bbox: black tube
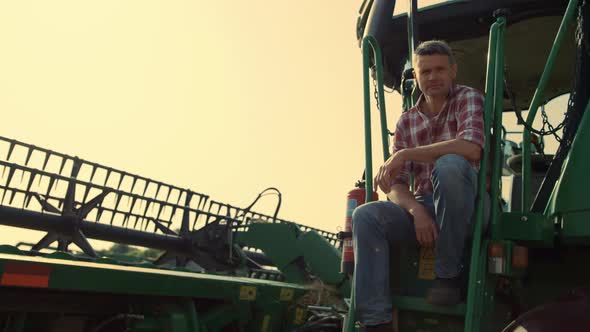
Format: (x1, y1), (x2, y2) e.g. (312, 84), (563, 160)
(408, 0), (419, 53)
(0, 206), (190, 252)
(365, 0), (396, 43)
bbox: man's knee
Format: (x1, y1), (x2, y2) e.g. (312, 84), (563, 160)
(352, 201), (408, 236)
(431, 154), (471, 184)
(352, 203), (378, 236)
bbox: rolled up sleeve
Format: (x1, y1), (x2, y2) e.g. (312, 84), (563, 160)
(390, 117), (411, 189)
(456, 90), (485, 148)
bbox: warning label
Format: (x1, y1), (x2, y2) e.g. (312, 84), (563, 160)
(418, 248), (436, 280)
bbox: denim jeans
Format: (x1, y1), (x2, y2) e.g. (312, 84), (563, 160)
(352, 154), (481, 326)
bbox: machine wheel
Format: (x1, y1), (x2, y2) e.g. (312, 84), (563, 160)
(502, 287), (590, 332)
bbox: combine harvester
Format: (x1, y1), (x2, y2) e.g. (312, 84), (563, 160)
(348, 0), (590, 331)
(1, 0), (589, 331)
(0, 135), (349, 331)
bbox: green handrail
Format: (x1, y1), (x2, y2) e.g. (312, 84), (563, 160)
(464, 17), (503, 331)
(522, 0), (579, 211)
(362, 35), (391, 200)
(344, 34), (390, 332)
(490, 18), (506, 241)
(405, 0), (419, 192)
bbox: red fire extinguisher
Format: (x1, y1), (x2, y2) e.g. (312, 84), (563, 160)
(340, 180), (378, 275)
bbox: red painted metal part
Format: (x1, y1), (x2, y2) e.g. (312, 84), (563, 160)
(341, 186), (378, 275)
(1, 262), (51, 288)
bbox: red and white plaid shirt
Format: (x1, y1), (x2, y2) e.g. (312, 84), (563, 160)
(391, 84), (485, 195)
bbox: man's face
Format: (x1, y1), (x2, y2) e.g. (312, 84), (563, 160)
(414, 54), (457, 98)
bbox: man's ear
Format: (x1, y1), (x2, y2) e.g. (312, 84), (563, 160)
(451, 63), (458, 79)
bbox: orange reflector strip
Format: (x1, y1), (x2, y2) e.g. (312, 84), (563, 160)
(1, 263), (51, 288)
(512, 246), (529, 269)
(488, 243), (505, 257)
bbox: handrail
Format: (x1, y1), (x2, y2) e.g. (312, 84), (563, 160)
(522, 0), (579, 211)
(362, 35), (391, 201)
(464, 17), (504, 332)
(344, 34), (390, 332)
(490, 18), (506, 241)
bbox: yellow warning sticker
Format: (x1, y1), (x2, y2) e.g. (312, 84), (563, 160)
(239, 285), (257, 301)
(418, 248), (436, 280)
(261, 315), (271, 332)
(294, 307), (306, 325)
(280, 288), (294, 301)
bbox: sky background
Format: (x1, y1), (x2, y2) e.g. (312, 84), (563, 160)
(0, 0), (565, 249)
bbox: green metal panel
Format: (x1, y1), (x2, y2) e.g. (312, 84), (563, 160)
(297, 230), (350, 295)
(129, 299), (200, 332)
(0, 253), (306, 303)
(199, 304), (251, 332)
(183, 299), (201, 332)
(559, 211), (590, 244)
(500, 212), (554, 245)
(297, 231), (344, 284)
(0, 252), (309, 331)
(245, 300), (285, 332)
(547, 101), (590, 242)
(237, 223), (351, 296)
(235, 222), (307, 283)
(389, 246), (438, 298)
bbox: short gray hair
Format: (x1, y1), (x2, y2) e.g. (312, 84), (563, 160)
(414, 40), (455, 64)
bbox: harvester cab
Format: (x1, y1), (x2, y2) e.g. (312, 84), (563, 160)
(348, 0), (590, 331)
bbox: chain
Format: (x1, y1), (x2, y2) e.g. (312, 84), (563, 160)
(505, 77), (566, 143)
(371, 67), (395, 136)
(371, 67), (381, 112)
(540, 103), (564, 143)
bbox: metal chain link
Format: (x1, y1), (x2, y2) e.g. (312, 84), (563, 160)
(505, 77), (566, 146)
(371, 67), (395, 136)
(540, 103), (564, 143)
(371, 67), (381, 112)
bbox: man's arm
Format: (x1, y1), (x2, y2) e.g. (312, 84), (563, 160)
(387, 184), (438, 247)
(375, 138), (480, 194)
(398, 138), (481, 163)
(387, 184), (421, 212)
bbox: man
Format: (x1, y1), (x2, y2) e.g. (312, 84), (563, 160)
(352, 40), (485, 331)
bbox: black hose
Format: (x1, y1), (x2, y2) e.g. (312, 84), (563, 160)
(238, 187), (282, 223)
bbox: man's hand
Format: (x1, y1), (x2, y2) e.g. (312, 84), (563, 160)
(409, 205), (438, 248)
(374, 150), (407, 194)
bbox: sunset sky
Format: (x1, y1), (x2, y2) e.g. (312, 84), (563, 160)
(0, 0), (565, 249)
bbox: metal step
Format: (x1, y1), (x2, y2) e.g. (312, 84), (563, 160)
(392, 296), (466, 317)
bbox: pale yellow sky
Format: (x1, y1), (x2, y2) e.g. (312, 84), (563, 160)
(0, 0), (564, 248)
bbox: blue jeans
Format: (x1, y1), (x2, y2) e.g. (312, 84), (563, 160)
(352, 154), (481, 326)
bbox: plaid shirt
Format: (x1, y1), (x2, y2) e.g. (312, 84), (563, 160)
(391, 84), (485, 195)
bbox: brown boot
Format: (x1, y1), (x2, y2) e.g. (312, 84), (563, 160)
(426, 277), (462, 306)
